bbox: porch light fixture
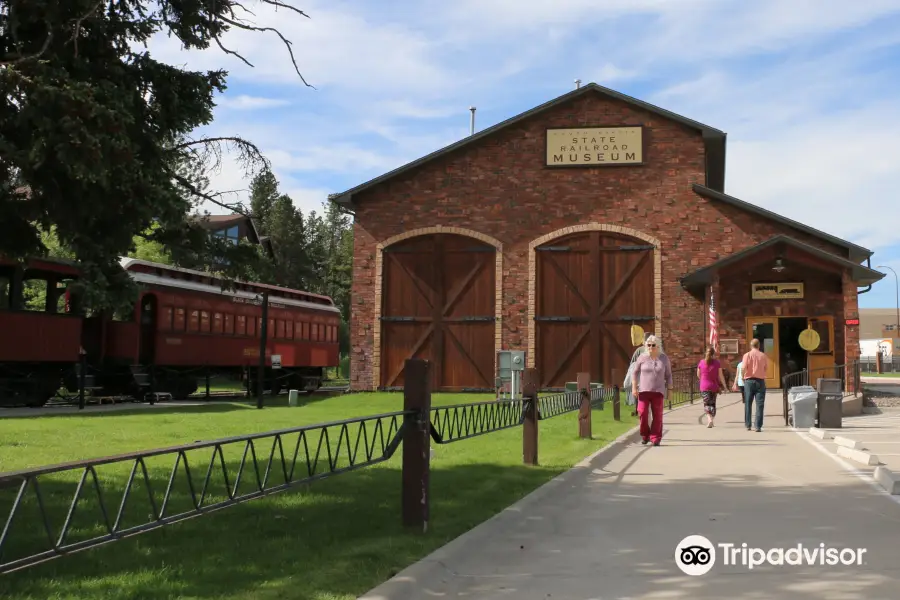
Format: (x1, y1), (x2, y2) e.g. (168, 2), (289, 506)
(772, 258), (786, 273)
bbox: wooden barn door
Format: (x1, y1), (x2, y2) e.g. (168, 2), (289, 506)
(535, 232), (654, 389)
(380, 234), (496, 391)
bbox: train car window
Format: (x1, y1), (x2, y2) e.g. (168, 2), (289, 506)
(247, 315), (256, 337)
(174, 307), (186, 331)
(188, 310), (200, 332)
(276, 319), (285, 339)
(224, 313), (234, 335)
(286, 320), (293, 340)
(213, 312), (223, 334)
(268, 318), (275, 337)
(161, 306), (173, 331)
(236, 314), (247, 335)
(200, 310), (211, 333)
(313, 324), (320, 342)
(330, 325), (337, 342)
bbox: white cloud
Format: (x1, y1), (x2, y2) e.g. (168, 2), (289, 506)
(147, 0), (455, 95)
(216, 95), (291, 110)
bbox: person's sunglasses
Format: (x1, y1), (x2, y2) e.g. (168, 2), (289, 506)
(646, 343), (656, 347)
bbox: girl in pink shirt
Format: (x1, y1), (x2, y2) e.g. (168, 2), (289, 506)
(697, 346), (727, 428)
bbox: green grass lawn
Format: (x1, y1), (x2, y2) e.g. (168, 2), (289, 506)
(861, 371), (900, 379)
(0, 392), (636, 600)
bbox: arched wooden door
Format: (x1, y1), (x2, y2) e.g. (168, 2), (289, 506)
(535, 231), (655, 389)
(380, 234), (497, 391)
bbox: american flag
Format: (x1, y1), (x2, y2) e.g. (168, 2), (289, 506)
(708, 289), (718, 349)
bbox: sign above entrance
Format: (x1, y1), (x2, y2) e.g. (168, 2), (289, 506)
(546, 126), (644, 167)
(751, 282), (804, 300)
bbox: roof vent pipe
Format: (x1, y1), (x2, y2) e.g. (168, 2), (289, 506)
(575, 79), (581, 89)
(469, 106), (476, 136)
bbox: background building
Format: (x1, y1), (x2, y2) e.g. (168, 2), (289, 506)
(332, 84), (884, 391)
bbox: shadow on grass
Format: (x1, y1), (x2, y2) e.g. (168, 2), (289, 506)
(0, 392), (341, 421)
(0, 456), (569, 600)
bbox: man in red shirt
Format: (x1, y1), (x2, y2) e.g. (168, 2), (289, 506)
(741, 339), (769, 432)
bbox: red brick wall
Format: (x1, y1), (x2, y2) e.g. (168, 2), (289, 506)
(349, 91), (854, 390)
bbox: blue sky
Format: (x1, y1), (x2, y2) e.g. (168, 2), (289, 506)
(149, 0), (900, 309)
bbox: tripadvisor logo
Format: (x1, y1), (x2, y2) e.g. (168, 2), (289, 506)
(675, 535), (868, 576)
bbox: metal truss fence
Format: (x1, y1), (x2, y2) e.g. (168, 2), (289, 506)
(0, 380), (617, 574)
(0, 411), (408, 574)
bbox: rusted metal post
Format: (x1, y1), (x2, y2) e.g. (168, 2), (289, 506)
(523, 368), (539, 466)
(577, 371), (591, 439)
(876, 351), (883, 375)
(205, 367), (210, 399)
(402, 358), (432, 531)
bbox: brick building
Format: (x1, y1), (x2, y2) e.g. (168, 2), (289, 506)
(330, 83), (884, 392)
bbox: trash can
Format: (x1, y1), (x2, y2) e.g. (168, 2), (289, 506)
(817, 378), (843, 429)
(788, 385), (818, 430)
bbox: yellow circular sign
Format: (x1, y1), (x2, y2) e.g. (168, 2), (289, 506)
(631, 325), (645, 346)
(798, 328), (821, 352)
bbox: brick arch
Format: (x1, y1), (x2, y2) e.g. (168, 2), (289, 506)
(372, 226), (504, 390)
(526, 223), (662, 368)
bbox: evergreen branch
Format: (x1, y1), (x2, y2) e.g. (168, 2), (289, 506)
(0, 1), (104, 65)
(0, 22), (53, 66)
(260, 0), (310, 19)
(170, 171), (250, 216)
(69, 0), (106, 58)
(218, 14), (315, 88)
(214, 36), (254, 68)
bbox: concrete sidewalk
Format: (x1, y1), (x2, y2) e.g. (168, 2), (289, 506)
(361, 392), (900, 600)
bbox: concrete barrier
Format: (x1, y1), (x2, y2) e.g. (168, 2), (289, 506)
(842, 395), (863, 417)
(874, 466), (900, 495)
(833, 436), (864, 450)
(808, 427), (831, 440)
(836, 446), (880, 466)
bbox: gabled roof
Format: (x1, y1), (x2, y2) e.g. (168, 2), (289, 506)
(329, 82), (728, 206)
(680, 235), (884, 292)
(692, 184), (872, 262)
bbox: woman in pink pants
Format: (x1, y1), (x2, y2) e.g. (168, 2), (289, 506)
(631, 335), (673, 446)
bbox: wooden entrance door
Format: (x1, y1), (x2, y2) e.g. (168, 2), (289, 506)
(746, 317), (779, 388)
(379, 234), (496, 391)
(535, 232), (655, 389)
(806, 316), (836, 388)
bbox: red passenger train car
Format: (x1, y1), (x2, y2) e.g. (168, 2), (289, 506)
(0, 257), (84, 406)
(0, 256), (341, 406)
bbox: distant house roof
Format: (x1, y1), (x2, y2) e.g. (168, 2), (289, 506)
(680, 234), (884, 293)
(193, 213), (276, 262)
(329, 82), (728, 206)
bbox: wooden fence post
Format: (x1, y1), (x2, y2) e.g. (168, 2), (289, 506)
(577, 371), (591, 439)
(523, 367), (539, 466)
(402, 358), (432, 532)
(611, 368), (620, 421)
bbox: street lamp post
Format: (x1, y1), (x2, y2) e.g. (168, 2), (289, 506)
(876, 265), (900, 343)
